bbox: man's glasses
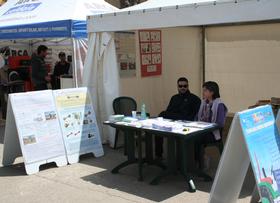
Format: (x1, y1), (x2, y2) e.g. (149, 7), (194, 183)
(178, 85), (188, 88)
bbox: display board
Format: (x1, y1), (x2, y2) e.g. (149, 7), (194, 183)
(2, 90), (67, 175)
(139, 30), (162, 77)
(53, 87), (104, 164)
(2, 88), (104, 174)
(209, 105), (280, 203)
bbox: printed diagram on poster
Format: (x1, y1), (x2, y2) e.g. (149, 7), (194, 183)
(115, 32), (136, 77)
(54, 87), (104, 163)
(139, 30), (162, 77)
(239, 107), (280, 202)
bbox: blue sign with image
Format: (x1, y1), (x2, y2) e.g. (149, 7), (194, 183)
(239, 105), (280, 202)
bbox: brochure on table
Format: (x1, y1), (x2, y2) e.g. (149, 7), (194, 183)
(209, 105), (280, 203)
(2, 88), (104, 174)
(53, 87), (104, 164)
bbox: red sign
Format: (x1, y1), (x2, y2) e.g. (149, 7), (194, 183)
(139, 30), (162, 77)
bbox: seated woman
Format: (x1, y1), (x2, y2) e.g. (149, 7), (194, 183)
(195, 81), (228, 169)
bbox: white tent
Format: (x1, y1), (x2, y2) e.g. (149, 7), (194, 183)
(87, 0), (280, 32)
(0, 0), (117, 86)
(84, 0), (280, 146)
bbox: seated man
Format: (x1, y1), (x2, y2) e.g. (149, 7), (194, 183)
(155, 77), (201, 158)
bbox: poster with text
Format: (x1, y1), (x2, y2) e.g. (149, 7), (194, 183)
(53, 88), (104, 157)
(240, 105), (280, 203)
(10, 90), (66, 164)
(115, 32), (136, 78)
(139, 30), (162, 77)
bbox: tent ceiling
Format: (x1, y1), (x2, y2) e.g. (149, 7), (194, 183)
(87, 0), (280, 32)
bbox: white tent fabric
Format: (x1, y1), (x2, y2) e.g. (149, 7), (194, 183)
(88, 0), (280, 32)
(0, 0), (116, 30)
(85, 0), (280, 146)
(83, 32), (119, 146)
(0, 0), (118, 86)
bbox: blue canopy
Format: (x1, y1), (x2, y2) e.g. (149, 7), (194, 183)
(0, 0), (117, 39)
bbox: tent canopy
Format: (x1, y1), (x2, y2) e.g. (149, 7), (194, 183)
(87, 0), (280, 32)
(0, 0), (117, 39)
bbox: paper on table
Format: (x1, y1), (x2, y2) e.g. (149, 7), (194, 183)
(182, 121), (215, 129)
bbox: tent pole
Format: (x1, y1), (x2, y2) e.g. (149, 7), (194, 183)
(71, 38), (78, 87)
(202, 26), (206, 83)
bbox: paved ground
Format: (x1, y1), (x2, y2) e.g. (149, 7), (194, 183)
(0, 123), (254, 203)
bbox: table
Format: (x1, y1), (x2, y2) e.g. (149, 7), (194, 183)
(104, 119), (219, 192)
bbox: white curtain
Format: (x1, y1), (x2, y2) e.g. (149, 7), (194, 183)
(83, 32), (120, 147)
(73, 38), (88, 87)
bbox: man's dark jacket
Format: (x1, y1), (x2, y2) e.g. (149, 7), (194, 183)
(160, 90), (201, 121)
(31, 55), (47, 86)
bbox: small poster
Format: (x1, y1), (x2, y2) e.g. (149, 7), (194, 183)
(240, 106), (280, 202)
(115, 32), (136, 78)
(10, 90), (66, 164)
(139, 30), (162, 77)
(54, 88), (104, 157)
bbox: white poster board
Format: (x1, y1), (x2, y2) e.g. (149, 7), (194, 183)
(53, 87), (104, 164)
(2, 90), (67, 175)
(209, 105), (280, 203)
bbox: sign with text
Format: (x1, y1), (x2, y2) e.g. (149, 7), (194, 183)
(2, 88), (104, 174)
(54, 88), (104, 163)
(139, 30), (162, 77)
(10, 90), (66, 164)
(209, 106), (280, 203)
(240, 106), (280, 202)
(2, 90), (68, 175)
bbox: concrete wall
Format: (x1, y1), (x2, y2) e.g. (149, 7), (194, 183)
(119, 27), (203, 116)
(206, 23), (280, 112)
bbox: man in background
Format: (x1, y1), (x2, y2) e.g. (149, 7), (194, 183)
(31, 45), (50, 90)
(52, 52), (70, 89)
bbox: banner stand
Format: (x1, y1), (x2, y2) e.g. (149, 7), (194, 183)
(209, 106), (280, 203)
(2, 98), (67, 175)
(53, 88), (104, 164)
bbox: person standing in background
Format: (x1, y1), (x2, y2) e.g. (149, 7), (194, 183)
(52, 52), (70, 89)
(31, 45), (50, 91)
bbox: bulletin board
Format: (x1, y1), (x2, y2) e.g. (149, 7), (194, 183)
(139, 30), (162, 77)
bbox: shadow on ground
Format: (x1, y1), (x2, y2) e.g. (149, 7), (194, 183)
(79, 147), (214, 202)
(80, 146), (255, 202)
(0, 163), (26, 177)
